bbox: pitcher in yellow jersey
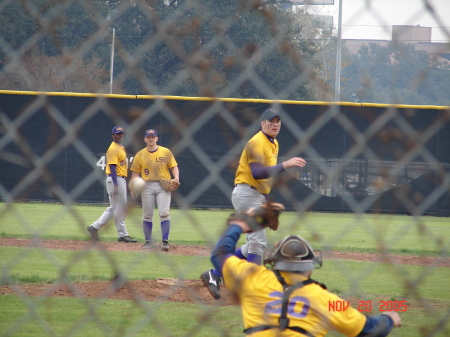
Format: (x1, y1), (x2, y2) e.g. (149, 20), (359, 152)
(201, 108), (306, 299)
(210, 212), (402, 336)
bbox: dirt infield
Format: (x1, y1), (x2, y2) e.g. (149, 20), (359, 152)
(0, 279), (239, 305)
(1, 238), (448, 266)
(1, 238), (448, 305)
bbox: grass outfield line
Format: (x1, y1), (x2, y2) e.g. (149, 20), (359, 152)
(1, 202), (449, 336)
(1, 203), (448, 254)
(0, 295), (447, 337)
(0, 295), (244, 337)
(1, 291), (449, 337)
(1, 245), (449, 301)
(0, 246), (213, 282)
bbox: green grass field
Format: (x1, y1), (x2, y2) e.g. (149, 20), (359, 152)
(1, 202), (449, 336)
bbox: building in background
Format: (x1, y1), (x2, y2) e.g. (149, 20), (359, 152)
(344, 25), (450, 61)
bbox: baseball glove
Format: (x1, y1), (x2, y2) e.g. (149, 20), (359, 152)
(160, 179), (180, 191)
(227, 201), (285, 232)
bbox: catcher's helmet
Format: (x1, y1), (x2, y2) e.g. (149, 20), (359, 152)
(265, 235), (322, 272)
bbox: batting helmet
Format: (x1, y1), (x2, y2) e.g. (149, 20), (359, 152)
(265, 235), (322, 272)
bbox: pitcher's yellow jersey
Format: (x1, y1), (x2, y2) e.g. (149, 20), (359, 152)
(222, 256), (366, 337)
(105, 142), (128, 177)
(130, 146), (177, 181)
(234, 131), (278, 195)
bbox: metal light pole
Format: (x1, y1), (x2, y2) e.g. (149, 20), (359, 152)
(334, 0), (343, 101)
(109, 28), (115, 94)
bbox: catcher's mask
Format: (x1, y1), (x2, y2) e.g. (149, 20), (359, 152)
(265, 235), (322, 272)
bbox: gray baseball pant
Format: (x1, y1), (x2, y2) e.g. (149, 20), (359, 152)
(141, 181), (171, 222)
(231, 183), (267, 257)
(91, 176), (129, 237)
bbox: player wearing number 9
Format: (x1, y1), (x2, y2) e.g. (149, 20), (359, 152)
(210, 210), (402, 337)
(130, 129), (179, 252)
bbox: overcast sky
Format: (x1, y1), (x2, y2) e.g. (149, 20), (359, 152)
(304, 0), (450, 43)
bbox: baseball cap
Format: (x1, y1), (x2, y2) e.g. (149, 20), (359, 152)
(111, 126), (124, 134)
(145, 129), (158, 137)
(261, 108), (281, 121)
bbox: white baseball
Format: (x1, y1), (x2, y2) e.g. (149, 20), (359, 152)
(129, 177), (146, 194)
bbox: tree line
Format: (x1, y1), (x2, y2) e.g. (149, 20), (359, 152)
(0, 0), (448, 105)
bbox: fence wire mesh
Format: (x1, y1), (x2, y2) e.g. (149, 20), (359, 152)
(0, 0), (450, 336)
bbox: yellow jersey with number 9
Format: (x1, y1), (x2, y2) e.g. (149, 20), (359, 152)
(105, 142), (128, 177)
(130, 146), (177, 181)
(234, 131), (278, 195)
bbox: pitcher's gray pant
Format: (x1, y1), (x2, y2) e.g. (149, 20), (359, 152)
(231, 184), (267, 257)
(91, 176), (129, 237)
(141, 181), (171, 222)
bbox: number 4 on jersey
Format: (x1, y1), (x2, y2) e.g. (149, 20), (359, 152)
(96, 156), (106, 170)
(96, 155), (134, 170)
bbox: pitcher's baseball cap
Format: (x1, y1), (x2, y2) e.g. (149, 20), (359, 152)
(145, 129), (158, 137)
(261, 108), (281, 121)
(112, 126), (124, 134)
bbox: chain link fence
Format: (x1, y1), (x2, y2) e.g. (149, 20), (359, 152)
(1, 0), (450, 336)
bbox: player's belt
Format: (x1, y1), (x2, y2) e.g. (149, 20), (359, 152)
(107, 175), (126, 178)
(235, 183), (267, 197)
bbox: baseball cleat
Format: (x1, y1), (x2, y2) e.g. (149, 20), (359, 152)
(200, 269), (221, 300)
(142, 241), (152, 249)
(87, 226), (99, 241)
(118, 236), (138, 243)
(162, 240), (169, 252)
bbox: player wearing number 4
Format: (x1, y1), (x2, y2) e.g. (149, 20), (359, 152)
(211, 208), (403, 337)
(130, 129), (180, 252)
(87, 126), (138, 243)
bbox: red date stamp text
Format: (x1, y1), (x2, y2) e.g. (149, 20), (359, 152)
(328, 300), (408, 312)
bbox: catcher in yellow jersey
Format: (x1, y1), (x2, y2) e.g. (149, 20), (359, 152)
(130, 129), (179, 252)
(210, 205), (403, 337)
(201, 108), (306, 299)
(87, 126), (137, 243)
